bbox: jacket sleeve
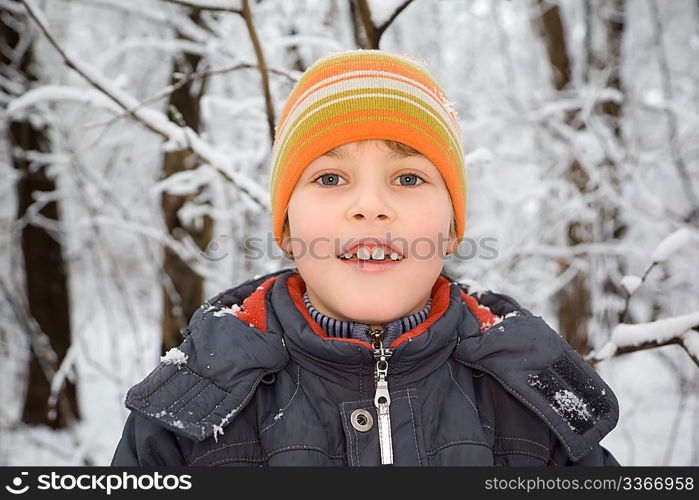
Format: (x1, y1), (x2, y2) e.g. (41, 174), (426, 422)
(111, 412), (187, 466)
(549, 440), (620, 466)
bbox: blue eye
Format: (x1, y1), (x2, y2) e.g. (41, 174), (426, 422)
(313, 172), (424, 187)
(394, 173), (424, 186)
(314, 172), (346, 186)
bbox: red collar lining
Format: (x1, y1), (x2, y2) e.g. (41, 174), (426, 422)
(232, 273), (499, 345)
(233, 275), (280, 332)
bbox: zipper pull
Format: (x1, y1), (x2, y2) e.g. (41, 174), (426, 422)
(370, 328), (393, 465)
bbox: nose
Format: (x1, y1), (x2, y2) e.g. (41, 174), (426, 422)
(346, 184), (396, 224)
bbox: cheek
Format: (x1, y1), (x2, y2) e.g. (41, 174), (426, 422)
(287, 193), (339, 259)
(400, 197), (452, 261)
(403, 195), (451, 235)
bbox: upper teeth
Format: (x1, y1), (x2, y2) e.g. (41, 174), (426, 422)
(341, 246), (402, 260)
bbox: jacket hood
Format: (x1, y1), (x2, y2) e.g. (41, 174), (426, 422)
(123, 270), (290, 442)
(124, 267), (618, 461)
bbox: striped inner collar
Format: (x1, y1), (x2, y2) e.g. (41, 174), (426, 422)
(302, 292), (432, 346)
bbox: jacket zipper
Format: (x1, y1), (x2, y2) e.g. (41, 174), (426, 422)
(369, 328), (393, 465)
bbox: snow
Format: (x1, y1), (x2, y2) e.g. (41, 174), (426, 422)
(681, 331), (699, 359)
(460, 278), (487, 298)
(160, 347), (188, 366)
(642, 89), (664, 107)
(47, 345), (78, 419)
(7, 86), (122, 117)
(150, 165), (217, 196)
(528, 376), (593, 433)
(651, 228), (695, 263)
(620, 275), (642, 295)
(212, 304), (242, 317)
(594, 341), (618, 360)
(611, 311), (699, 348)
(491, 310), (520, 327)
(552, 389), (592, 429)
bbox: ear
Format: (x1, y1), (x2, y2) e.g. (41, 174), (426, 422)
(281, 218), (294, 258)
(446, 234), (459, 256)
(445, 218), (459, 256)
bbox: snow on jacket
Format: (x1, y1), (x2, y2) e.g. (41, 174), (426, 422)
(111, 268), (620, 466)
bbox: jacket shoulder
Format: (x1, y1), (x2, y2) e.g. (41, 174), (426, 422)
(121, 269), (293, 443)
(453, 282), (620, 463)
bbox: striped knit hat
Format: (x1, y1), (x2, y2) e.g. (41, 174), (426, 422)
(269, 49), (466, 248)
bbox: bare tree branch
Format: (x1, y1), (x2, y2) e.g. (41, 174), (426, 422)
(241, 0), (276, 144)
(376, 0), (414, 39)
(621, 260), (656, 322)
(163, 0), (242, 14)
(349, 0), (414, 49)
(119, 62), (294, 123)
(352, 0), (378, 48)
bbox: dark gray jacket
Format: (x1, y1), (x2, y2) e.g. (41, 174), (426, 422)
(111, 268), (620, 466)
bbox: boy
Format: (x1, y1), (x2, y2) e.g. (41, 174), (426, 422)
(112, 50), (619, 466)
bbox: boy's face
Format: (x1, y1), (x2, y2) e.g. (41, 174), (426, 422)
(282, 140), (458, 328)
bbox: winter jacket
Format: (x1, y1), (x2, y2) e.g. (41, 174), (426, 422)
(111, 268), (620, 466)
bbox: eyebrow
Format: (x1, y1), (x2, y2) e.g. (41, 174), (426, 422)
(322, 145), (416, 161)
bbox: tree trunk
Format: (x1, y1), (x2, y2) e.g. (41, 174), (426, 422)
(535, 0), (592, 354)
(587, 0), (628, 332)
(160, 9), (213, 352)
(2, 2), (79, 427)
(535, 0), (627, 353)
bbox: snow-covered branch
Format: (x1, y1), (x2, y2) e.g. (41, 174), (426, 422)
(7, 85), (122, 116)
(17, 0), (269, 212)
(620, 228), (697, 320)
(588, 312), (699, 368)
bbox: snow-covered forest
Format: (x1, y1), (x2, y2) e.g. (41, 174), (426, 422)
(1, 0), (697, 465)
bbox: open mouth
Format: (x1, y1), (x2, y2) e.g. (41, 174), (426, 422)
(336, 242), (404, 263)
